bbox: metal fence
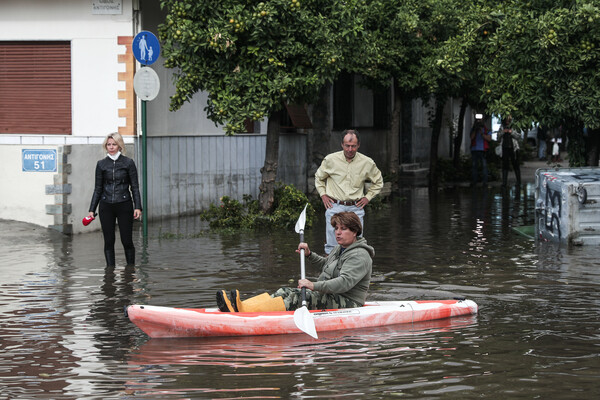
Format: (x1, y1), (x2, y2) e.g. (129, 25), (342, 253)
(146, 134), (307, 220)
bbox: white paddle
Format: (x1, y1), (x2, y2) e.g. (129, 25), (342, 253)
(293, 204), (318, 339)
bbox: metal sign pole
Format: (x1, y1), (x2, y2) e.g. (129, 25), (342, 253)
(132, 30), (160, 242)
(142, 99), (148, 240)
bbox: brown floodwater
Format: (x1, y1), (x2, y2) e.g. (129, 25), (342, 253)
(0, 184), (598, 399)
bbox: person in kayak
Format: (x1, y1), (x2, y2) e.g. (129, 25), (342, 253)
(217, 211), (374, 312)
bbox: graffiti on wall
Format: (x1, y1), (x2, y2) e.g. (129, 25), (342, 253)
(537, 168), (600, 243)
(570, 173), (600, 183)
(543, 185), (562, 239)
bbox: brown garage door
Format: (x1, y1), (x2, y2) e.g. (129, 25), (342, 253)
(0, 41), (72, 134)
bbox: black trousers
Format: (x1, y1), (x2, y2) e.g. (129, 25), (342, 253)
(99, 200), (135, 253)
(502, 147), (521, 184)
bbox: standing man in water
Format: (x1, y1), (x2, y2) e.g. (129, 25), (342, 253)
(315, 129), (383, 254)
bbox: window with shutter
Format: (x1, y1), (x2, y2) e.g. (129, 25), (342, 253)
(0, 41), (72, 134)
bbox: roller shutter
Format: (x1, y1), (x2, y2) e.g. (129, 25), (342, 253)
(0, 41), (72, 134)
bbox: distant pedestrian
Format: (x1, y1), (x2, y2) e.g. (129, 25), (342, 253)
(314, 129), (383, 254)
(498, 116), (521, 187)
(88, 133), (142, 267)
(537, 124), (548, 161)
(470, 114), (491, 186)
(552, 138), (561, 162)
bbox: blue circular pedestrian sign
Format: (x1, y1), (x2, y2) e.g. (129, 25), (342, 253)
(132, 31), (161, 65)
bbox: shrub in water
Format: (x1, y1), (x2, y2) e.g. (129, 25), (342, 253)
(200, 184), (315, 231)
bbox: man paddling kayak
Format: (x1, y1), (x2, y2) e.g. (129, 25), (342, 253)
(217, 212), (374, 312)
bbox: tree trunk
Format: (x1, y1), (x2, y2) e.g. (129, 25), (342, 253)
(428, 98), (446, 188)
(565, 118), (585, 167)
(586, 128), (600, 166)
(388, 81), (401, 183)
(259, 110), (281, 213)
(400, 91), (413, 164)
(453, 97), (468, 168)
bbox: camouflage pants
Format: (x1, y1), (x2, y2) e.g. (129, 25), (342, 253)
(273, 287), (361, 311)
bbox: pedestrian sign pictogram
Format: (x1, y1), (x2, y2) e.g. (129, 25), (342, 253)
(132, 31), (160, 66)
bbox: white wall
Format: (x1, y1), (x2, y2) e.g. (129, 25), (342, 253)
(0, 0), (134, 137)
(0, 145), (59, 226)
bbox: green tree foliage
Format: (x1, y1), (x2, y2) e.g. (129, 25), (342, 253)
(428, 1), (497, 96)
(358, 0), (445, 96)
(158, 0), (365, 134)
(357, 1), (535, 180)
(478, 1), (600, 165)
(158, 0), (600, 174)
(481, 0), (600, 126)
(357, 0), (470, 185)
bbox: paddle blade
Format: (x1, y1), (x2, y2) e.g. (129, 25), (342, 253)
(293, 306), (318, 339)
(294, 204), (308, 234)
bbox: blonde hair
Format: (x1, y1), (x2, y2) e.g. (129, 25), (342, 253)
(103, 132), (126, 155)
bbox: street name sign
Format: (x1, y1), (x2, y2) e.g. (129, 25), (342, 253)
(22, 149), (57, 172)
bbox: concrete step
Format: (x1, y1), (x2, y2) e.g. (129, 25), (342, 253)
(398, 163), (429, 186)
(400, 163), (422, 171)
(401, 168), (429, 178)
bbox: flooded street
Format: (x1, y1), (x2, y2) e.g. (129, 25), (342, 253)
(1, 184), (599, 399)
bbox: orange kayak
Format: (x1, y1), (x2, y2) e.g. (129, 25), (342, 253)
(126, 299), (478, 338)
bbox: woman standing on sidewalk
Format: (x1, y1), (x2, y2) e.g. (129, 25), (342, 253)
(88, 133), (142, 267)
(498, 116), (521, 187)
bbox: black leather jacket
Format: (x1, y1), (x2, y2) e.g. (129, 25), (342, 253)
(89, 155), (142, 212)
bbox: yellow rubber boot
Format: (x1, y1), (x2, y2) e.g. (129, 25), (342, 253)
(232, 290), (286, 312)
(232, 291), (272, 312)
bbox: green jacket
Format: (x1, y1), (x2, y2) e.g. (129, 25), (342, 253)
(307, 237), (374, 305)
